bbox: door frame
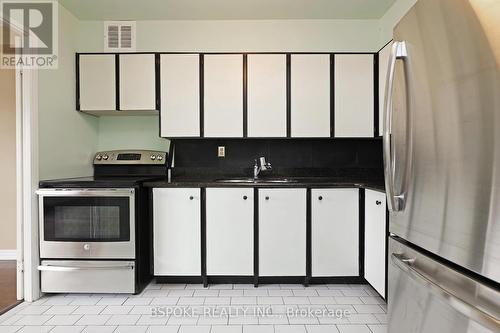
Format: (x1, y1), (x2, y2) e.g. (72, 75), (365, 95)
(2, 16), (41, 302)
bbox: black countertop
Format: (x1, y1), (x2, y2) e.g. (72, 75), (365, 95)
(143, 177), (385, 192)
(39, 176), (162, 188)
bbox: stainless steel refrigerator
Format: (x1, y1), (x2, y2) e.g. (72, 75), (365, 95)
(383, 0), (500, 332)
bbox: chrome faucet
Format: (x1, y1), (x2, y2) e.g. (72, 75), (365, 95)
(254, 157), (272, 180)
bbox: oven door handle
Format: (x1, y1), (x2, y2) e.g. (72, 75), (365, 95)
(36, 188), (135, 197)
(38, 264), (134, 272)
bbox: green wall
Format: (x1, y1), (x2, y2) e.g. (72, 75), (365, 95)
(38, 4), (98, 180)
(97, 116), (169, 151)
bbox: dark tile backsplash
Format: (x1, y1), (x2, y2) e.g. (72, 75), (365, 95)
(171, 138), (383, 180)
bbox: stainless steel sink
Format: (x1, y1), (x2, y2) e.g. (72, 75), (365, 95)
(215, 178), (255, 183)
(215, 178), (297, 183)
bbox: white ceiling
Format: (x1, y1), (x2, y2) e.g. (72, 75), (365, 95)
(59, 0), (396, 21)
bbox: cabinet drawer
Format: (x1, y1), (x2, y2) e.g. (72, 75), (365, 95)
(39, 260), (135, 294)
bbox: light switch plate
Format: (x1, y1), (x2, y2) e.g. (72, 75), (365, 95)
(218, 146), (225, 158)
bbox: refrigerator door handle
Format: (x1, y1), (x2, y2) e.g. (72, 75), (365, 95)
(391, 253), (500, 331)
(383, 41), (411, 212)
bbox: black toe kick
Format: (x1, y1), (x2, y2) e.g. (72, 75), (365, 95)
(154, 275), (366, 286)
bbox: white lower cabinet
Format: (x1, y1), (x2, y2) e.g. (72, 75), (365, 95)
(312, 188), (359, 277)
(364, 189), (387, 297)
(259, 188), (306, 276)
(153, 188), (201, 276)
(206, 188), (254, 275)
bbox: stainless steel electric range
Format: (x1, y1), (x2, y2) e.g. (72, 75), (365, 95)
(37, 150), (168, 294)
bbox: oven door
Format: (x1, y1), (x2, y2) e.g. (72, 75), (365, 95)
(37, 188), (135, 259)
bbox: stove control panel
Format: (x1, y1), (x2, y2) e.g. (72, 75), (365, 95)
(94, 150), (167, 165)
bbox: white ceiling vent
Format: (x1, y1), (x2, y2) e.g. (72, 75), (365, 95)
(104, 21), (136, 52)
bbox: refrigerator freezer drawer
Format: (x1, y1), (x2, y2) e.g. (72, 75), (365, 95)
(388, 237), (500, 333)
(39, 260), (135, 294)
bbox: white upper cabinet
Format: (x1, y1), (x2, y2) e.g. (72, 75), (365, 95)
(334, 54), (374, 137)
(119, 54), (156, 110)
(160, 54), (200, 137)
(78, 54), (116, 111)
(204, 54), (243, 137)
(290, 54), (331, 137)
(311, 188), (359, 277)
(378, 42), (393, 136)
(247, 54), (287, 137)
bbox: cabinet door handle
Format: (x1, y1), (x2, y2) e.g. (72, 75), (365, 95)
(243, 195), (248, 200)
(318, 196), (323, 201)
(189, 196), (194, 200)
(265, 196), (270, 200)
(376, 200), (382, 205)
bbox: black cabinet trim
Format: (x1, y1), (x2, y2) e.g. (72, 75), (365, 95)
(358, 188), (365, 277)
(286, 54), (291, 138)
(115, 54), (120, 110)
(201, 188), (207, 287)
(309, 276), (366, 284)
(378, 39), (394, 53)
(155, 54), (161, 112)
(305, 188), (312, 286)
(207, 276), (254, 284)
(156, 276), (204, 284)
(199, 54), (205, 138)
(330, 54), (335, 137)
(75, 54), (81, 111)
(243, 54), (248, 138)
(253, 188), (259, 287)
(373, 53), (379, 137)
(156, 54), (161, 138)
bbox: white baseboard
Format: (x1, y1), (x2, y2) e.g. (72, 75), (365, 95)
(0, 250), (17, 260)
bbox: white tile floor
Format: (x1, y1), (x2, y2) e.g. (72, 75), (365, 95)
(0, 283), (387, 333)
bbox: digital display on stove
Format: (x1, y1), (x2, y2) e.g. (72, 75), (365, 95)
(117, 153), (141, 161)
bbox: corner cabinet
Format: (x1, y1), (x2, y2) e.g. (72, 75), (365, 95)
(77, 54), (116, 111)
(153, 188), (201, 276)
(119, 54), (157, 111)
(311, 188), (359, 277)
(334, 54), (374, 137)
(160, 54), (200, 137)
(364, 189), (387, 298)
(259, 188), (306, 276)
(290, 54), (331, 137)
(206, 188), (254, 275)
(203, 54), (244, 137)
(378, 42), (393, 136)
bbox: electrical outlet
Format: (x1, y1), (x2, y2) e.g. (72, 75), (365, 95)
(218, 146), (225, 158)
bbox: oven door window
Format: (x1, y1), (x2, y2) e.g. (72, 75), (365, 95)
(43, 197), (130, 242)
